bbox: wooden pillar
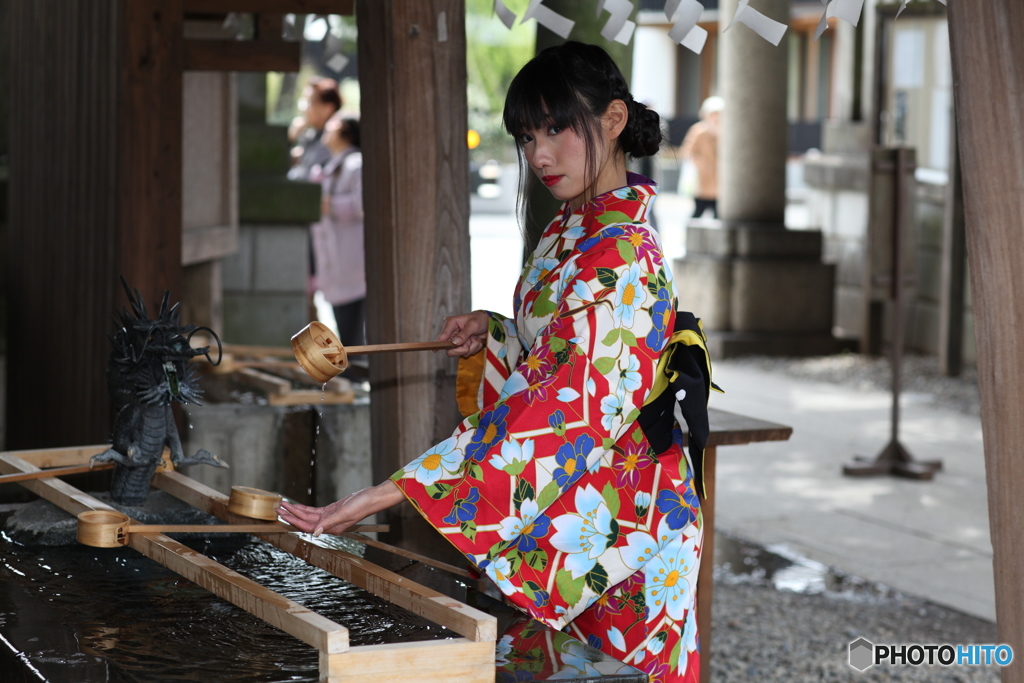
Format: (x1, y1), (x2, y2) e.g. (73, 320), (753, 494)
(119, 0), (184, 305)
(947, 4), (1024, 679)
(937, 114), (966, 377)
(6, 0), (183, 449)
(719, 0), (791, 226)
(356, 0), (471, 558)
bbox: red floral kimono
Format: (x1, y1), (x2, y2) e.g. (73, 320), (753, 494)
(392, 174), (702, 682)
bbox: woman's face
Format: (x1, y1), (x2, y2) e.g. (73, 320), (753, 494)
(519, 123), (597, 211)
(323, 118), (353, 154)
(518, 101), (628, 212)
(302, 89), (334, 131)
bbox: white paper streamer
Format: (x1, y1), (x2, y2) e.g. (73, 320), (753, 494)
(614, 20), (636, 44)
(598, 0), (637, 45)
(814, 0), (864, 40)
(666, 0), (707, 53)
(327, 53), (349, 73)
(493, 0), (517, 30)
(681, 24), (708, 53)
(724, 0), (788, 46)
(522, 0), (576, 39)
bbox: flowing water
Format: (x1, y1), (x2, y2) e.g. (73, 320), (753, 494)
(0, 521), (451, 682)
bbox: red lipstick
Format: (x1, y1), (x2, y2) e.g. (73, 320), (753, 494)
(542, 175), (562, 187)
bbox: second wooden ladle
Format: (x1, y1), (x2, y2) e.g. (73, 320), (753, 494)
(291, 321), (454, 383)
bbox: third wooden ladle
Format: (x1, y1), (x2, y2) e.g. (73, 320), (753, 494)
(290, 321), (455, 383)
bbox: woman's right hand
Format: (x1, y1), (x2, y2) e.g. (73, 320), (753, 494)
(437, 311), (490, 357)
(276, 480), (405, 537)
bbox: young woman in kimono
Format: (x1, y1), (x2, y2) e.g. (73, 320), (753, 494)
(279, 41), (703, 683)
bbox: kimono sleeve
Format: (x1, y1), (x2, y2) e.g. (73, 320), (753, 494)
(391, 230), (680, 629)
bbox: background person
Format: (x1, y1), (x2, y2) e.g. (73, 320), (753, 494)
(310, 113), (365, 348)
(288, 77), (342, 182)
(680, 95), (722, 219)
(280, 42), (703, 683)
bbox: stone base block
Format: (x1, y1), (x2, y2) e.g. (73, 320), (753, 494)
(707, 330), (858, 359)
(731, 259), (836, 332)
(686, 224), (823, 258)
(673, 257), (732, 330)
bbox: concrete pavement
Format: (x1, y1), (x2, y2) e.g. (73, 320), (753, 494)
(708, 360), (994, 622)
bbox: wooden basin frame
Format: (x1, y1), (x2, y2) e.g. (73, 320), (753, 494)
(0, 445), (497, 682)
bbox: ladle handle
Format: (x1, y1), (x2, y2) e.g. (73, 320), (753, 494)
(343, 341), (455, 355)
(127, 523), (388, 535)
(0, 462), (114, 484)
(131, 523), (298, 534)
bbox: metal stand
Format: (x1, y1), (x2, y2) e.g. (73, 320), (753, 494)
(844, 148), (943, 480)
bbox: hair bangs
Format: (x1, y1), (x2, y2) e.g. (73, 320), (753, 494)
(503, 58), (590, 139)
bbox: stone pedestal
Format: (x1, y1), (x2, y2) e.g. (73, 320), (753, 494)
(675, 224), (854, 357)
(684, 0), (849, 357)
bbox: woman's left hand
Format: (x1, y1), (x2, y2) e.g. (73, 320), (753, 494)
(436, 311), (490, 357)
(276, 480), (406, 537)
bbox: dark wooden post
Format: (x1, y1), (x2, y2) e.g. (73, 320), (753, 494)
(6, 0), (183, 449)
(119, 0), (184, 304)
(357, 0), (472, 558)
(938, 113), (966, 377)
(947, 4), (1024, 679)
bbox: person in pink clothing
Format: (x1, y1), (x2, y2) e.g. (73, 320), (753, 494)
(310, 113), (365, 347)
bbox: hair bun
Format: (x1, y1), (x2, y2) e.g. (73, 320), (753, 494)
(620, 99), (662, 159)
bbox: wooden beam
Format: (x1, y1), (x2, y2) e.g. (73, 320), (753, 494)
(184, 39), (300, 71)
(356, 0), (472, 565)
(322, 639), (494, 682)
(183, 223), (238, 264)
(139, 532), (350, 654)
(153, 470), (497, 643)
(183, 0), (354, 14)
(2, 445), (110, 469)
(340, 532), (473, 578)
(947, 4), (1024, 680)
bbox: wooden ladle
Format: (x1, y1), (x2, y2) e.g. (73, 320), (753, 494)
(290, 321), (455, 383)
(76, 510), (385, 548)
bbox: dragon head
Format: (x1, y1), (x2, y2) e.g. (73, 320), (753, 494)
(107, 278), (222, 407)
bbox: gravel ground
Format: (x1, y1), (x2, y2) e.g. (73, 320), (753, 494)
(709, 355), (995, 681)
(715, 352), (981, 416)
(711, 535), (1000, 682)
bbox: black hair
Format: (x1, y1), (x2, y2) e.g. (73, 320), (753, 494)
(502, 41), (662, 224)
(340, 117), (361, 148)
(308, 76), (342, 113)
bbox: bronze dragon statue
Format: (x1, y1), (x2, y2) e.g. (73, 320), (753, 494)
(91, 279), (228, 505)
